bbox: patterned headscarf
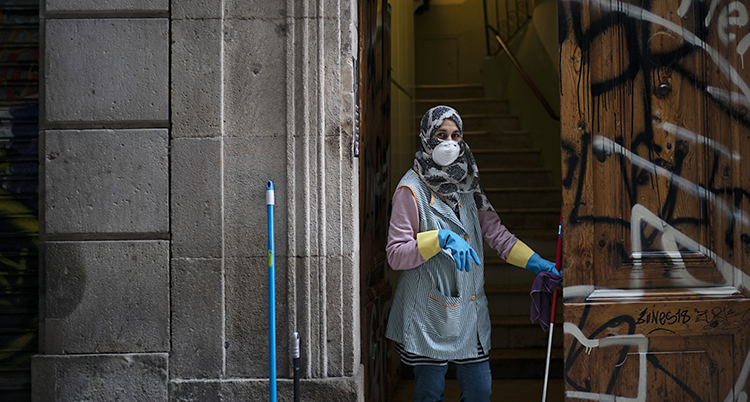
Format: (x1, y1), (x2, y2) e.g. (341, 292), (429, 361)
(413, 105), (495, 214)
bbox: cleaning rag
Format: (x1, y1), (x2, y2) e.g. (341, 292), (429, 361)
(529, 271), (562, 332)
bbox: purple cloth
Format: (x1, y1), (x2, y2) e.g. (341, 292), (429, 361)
(529, 271), (562, 332)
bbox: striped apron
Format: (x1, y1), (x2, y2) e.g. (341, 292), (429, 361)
(385, 170), (491, 360)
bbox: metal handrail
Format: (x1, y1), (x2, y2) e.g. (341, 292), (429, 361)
(489, 25), (559, 121)
(483, 0), (533, 54)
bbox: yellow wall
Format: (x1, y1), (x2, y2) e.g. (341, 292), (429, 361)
(414, 0), (487, 85)
(389, 0), (416, 192)
(411, 0), (561, 185)
(482, 0), (562, 186)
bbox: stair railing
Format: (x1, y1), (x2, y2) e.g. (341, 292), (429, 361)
(488, 25), (560, 121)
(482, 0), (533, 56)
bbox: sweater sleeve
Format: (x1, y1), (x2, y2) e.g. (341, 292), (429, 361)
(479, 210), (519, 260)
(386, 186), (427, 270)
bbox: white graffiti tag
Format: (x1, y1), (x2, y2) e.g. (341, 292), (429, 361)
(564, 322), (649, 402)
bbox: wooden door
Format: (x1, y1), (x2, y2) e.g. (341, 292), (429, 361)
(359, 1), (392, 401)
(559, 1), (750, 400)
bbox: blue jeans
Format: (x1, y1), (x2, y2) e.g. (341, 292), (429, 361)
(412, 361), (492, 402)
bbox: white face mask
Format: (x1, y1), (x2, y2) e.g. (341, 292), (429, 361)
(431, 141), (460, 166)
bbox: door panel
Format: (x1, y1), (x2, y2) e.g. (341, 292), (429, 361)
(359, 0), (392, 401)
(560, 0), (750, 400)
(564, 300), (750, 401)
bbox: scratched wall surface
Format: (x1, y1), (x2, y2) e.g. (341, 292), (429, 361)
(560, 0), (750, 401)
(0, 0), (38, 400)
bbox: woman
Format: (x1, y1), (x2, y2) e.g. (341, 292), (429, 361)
(385, 105), (559, 402)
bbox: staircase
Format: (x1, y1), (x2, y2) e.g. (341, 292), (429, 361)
(397, 84), (564, 400)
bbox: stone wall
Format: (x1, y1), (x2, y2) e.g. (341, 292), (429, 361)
(34, 1), (362, 400)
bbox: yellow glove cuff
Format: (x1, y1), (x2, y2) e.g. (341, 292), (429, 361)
(417, 230), (442, 261)
(506, 240), (535, 268)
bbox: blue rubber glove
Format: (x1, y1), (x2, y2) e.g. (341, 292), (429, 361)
(437, 229), (481, 272)
(526, 253), (561, 276)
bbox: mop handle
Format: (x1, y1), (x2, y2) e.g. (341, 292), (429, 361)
(293, 332), (300, 402)
(542, 210), (563, 402)
(266, 181), (277, 402)
(550, 210), (563, 324)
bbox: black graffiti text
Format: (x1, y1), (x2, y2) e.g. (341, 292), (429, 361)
(636, 307), (691, 326)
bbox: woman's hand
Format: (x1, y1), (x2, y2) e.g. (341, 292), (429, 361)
(437, 229), (481, 272)
(525, 253), (561, 276)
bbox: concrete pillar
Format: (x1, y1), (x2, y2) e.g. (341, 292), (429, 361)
(35, 0), (362, 400)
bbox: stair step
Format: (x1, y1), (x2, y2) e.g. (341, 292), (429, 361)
(493, 208), (560, 230)
(415, 98), (510, 115)
(479, 167), (553, 187)
(472, 149), (541, 168)
(415, 84), (484, 99)
(486, 290), (533, 317)
(483, 264), (538, 286)
(481, 234), (558, 261)
(484, 284), (562, 317)
(414, 113), (520, 131)
(460, 114), (520, 131)
(503, 228), (558, 240)
(490, 316), (565, 348)
(464, 130), (531, 148)
(485, 187), (561, 209)
(518, 237), (559, 259)
(484, 283), (533, 295)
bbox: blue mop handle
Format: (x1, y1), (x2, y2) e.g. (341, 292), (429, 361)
(266, 181), (276, 402)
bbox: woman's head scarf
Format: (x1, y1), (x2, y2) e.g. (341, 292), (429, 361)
(413, 105), (494, 214)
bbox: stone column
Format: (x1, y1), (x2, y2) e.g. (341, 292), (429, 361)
(34, 0), (361, 399)
(169, 0), (362, 400)
(33, 1), (171, 401)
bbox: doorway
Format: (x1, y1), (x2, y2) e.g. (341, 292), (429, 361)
(359, 0), (564, 400)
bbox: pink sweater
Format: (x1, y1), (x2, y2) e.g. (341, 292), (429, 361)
(386, 186), (519, 270)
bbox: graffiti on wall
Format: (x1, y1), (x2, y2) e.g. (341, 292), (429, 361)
(0, 3), (39, 395)
(560, 0), (750, 400)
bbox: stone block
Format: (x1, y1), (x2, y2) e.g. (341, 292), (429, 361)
(42, 241), (169, 353)
(169, 380), (222, 402)
(171, 138), (223, 257)
(169, 374), (362, 402)
(32, 353), (168, 401)
(223, 0), (287, 19)
(43, 129), (168, 235)
(171, 19), (223, 138)
(224, 256), (289, 378)
(223, 18), (286, 139)
(170, 258), (223, 379)
(171, 0), (222, 19)
(45, 0), (168, 12)
(44, 18), (168, 123)
(223, 136), (287, 258)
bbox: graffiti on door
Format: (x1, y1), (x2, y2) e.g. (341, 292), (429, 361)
(560, 0), (750, 400)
